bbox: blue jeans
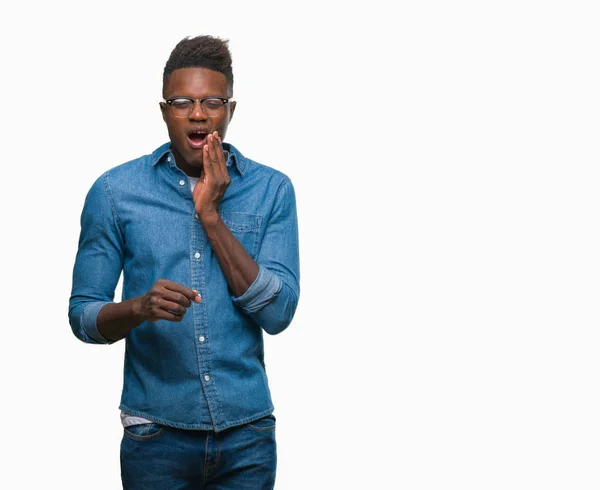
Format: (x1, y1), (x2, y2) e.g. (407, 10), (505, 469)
(120, 415), (277, 489)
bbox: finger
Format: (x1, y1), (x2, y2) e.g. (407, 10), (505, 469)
(213, 132), (229, 179)
(162, 289), (202, 306)
(150, 308), (186, 323)
(160, 280), (201, 304)
(160, 290), (188, 308)
(206, 133), (224, 180)
(158, 298), (187, 316)
(203, 143), (215, 181)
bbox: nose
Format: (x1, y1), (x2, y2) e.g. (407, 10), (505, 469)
(189, 100), (207, 121)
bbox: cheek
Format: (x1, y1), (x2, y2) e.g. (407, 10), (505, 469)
(166, 120), (185, 138)
(216, 116), (230, 133)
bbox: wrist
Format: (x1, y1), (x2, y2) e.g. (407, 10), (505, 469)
(130, 296), (144, 322)
(198, 210), (221, 228)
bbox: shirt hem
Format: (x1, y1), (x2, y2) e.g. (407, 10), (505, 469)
(118, 404), (275, 433)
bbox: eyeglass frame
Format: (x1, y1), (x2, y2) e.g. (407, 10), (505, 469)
(161, 96), (233, 118)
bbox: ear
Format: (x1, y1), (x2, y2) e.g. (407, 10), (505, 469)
(159, 102), (167, 122)
(229, 100), (237, 121)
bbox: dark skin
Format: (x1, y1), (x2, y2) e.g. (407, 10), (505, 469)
(97, 67), (259, 342)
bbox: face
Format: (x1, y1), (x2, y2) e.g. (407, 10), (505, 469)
(160, 67), (236, 177)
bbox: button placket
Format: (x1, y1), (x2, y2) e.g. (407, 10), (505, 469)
(189, 201), (221, 427)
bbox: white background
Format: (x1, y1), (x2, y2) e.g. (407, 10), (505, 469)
(1, 0), (599, 488)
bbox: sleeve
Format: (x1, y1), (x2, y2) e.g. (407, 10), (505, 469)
(232, 178), (300, 335)
(68, 173), (125, 344)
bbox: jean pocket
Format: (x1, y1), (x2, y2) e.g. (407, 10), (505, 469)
(123, 422), (165, 441)
(247, 414), (276, 432)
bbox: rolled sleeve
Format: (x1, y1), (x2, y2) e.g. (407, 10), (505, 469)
(232, 266), (283, 313)
(80, 301), (112, 344)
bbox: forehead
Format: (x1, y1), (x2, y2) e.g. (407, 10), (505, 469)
(164, 67), (229, 97)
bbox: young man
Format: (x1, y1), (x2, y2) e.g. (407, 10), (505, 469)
(69, 35), (300, 489)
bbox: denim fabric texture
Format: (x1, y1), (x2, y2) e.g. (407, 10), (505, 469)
(69, 142), (300, 432)
(120, 415), (277, 489)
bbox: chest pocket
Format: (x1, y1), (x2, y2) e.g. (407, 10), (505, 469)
(220, 211), (262, 260)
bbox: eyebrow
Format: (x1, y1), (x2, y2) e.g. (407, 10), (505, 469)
(167, 94), (229, 99)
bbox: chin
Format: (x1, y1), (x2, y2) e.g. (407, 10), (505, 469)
(182, 157), (204, 176)
(189, 158), (204, 169)
(182, 150), (204, 167)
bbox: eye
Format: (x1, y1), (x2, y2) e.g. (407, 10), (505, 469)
(203, 98), (225, 110)
(171, 99), (193, 109)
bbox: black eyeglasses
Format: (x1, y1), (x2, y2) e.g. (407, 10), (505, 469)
(163, 97), (232, 118)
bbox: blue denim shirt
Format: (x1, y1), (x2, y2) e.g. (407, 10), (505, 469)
(69, 142), (300, 432)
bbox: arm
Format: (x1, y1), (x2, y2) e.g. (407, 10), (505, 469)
(232, 177), (300, 335)
(194, 133), (259, 297)
(194, 133), (300, 335)
(68, 173), (125, 344)
(96, 280), (201, 342)
(69, 174), (200, 344)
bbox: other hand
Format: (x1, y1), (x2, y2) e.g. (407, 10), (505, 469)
(135, 279), (201, 323)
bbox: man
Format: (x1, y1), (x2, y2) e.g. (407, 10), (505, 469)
(69, 35), (300, 489)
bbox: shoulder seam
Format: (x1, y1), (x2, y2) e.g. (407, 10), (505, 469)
(102, 171), (125, 237)
(275, 177), (292, 200)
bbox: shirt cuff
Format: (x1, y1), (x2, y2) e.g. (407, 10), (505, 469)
(232, 266), (282, 313)
(80, 301), (112, 344)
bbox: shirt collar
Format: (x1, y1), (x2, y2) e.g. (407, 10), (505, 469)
(151, 142), (246, 176)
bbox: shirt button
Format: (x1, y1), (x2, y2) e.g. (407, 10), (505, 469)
(199, 336), (205, 342)
(167, 156), (172, 162)
(204, 375), (210, 382)
(179, 179), (185, 186)
(195, 214), (199, 219)
(194, 252), (200, 259)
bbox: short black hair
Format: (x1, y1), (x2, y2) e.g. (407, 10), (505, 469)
(163, 35), (234, 96)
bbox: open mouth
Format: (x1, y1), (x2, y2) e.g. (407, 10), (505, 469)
(187, 131), (208, 148)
